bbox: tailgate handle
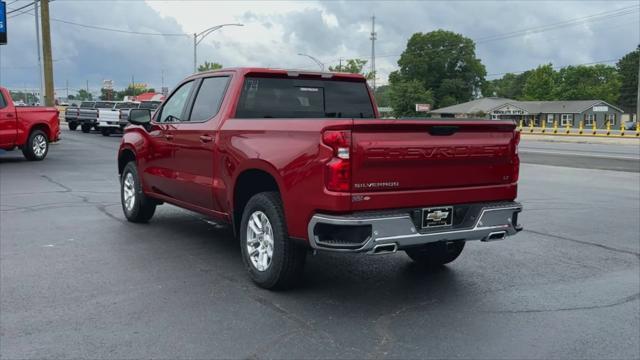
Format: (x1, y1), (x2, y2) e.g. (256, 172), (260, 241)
(428, 126), (459, 136)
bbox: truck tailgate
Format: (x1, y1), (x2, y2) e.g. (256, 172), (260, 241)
(351, 120), (518, 203)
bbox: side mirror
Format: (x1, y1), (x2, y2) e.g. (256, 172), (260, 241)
(128, 108), (152, 125)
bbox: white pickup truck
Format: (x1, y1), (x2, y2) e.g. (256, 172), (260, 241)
(97, 101), (162, 136)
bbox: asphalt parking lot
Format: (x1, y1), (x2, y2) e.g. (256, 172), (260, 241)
(1, 129), (639, 359)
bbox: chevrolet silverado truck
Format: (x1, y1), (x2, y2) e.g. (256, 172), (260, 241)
(98, 101), (161, 136)
(0, 86), (60, 161)
(78, 101), (115, 133)
(64, 101), (93, 131)
(97, 101), (139, 136)
(118, 68), (522, 289)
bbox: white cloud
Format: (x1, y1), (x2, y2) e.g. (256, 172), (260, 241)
(0, 0), (637, 94)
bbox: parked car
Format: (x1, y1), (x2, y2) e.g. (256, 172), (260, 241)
(624, 120), (638, 131)
(78, 101), (115, 133)
(97, 102), (139, 136)
(98, 101), (162, 136)
(118, 68), (522, 289)
(64, 101), (93, 131)
(0, 86), (60, 160)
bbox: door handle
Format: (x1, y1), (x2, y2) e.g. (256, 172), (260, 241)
(6, 113), (14, 118)
(199, 135), (214, 143)
(164, 134), (174, 140)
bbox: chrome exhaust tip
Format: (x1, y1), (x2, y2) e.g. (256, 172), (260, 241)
(371, 243), (398, 255)
(483, 231), (507, 242)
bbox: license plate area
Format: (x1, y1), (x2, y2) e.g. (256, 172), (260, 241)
(422, 206), (453, 228)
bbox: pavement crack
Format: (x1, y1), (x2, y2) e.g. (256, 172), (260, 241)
(41, 175), (72, 192)
(488, 292), (640, 314)
(523, 229), (640, 259)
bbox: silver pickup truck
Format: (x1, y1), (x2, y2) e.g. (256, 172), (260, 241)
(64, 101), (94, 131)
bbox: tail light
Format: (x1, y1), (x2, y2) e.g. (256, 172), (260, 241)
(512, 130), (520, 182)
(322, 130), (351, 192)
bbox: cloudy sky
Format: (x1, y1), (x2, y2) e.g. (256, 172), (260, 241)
(0, 0), (638, 96)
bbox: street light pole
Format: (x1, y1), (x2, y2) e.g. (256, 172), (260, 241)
(297, 53), (325, 71)
(192, 23), (244, 73)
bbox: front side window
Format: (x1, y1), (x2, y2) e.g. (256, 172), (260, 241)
(235, 77), (375, 119)
(159, 81), (194, 122)
(189, 77), (230, 122)
(0, 92), (6, 109)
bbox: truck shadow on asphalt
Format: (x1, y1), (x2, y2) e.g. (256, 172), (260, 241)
(121, 209), (462, 297)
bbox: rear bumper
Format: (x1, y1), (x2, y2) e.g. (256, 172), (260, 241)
(307, 201), (522, 254)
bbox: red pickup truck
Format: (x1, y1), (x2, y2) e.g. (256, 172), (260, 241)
(0, 86), (60, 161)
(118, 68), (522, 289)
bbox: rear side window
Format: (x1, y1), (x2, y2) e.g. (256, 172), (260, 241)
(235, 77), (375, 119)
(0, 92), (6, 109)
(188, 77), (230, 122)
(80, 102), (95, 108)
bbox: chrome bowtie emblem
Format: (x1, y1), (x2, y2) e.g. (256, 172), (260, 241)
(426, 210), (450, 222)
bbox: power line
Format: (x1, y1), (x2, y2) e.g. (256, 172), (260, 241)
(6, 1), (35, 14)
(325, 5), (639, 64)
(49, 17), (188, 37)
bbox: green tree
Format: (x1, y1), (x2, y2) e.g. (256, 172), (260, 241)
(374, 85), (391, 107)
(388, 73), (434, 117)
(554, 64), (621, 104)
(328, 58), (375, 80)
(76, 89), (93, 101)
(395, 30), (486, 108)
(522, 64), (558, 100)
(616, 46), (639, 112)
(483, 71), (531, 99)
(198, 61), (223, 72)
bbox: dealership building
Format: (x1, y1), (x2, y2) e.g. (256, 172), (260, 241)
(430, 98), (625, 128)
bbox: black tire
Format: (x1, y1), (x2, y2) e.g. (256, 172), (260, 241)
(101, 128), (111, 137)
(120, 162), (156, 223)
(68, 122), (78, 131)
(240, 192), (307, 290)
(21, 129), (49, 161)
(81, 124), (91, 133)
(405, 241), (465, 267)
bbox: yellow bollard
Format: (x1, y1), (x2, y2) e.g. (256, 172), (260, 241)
(553, 120), (558, 134)
(620, 121), (625, 137)
(518, 119), (523, 131)
(592, 121), (597, 135)
(606, 120), (611, 136)
(565, 121), (571, 134)
(529, 119), (534, 133)
(636, 121), (640, 137)
(541, 119), (546, 133)
(578, 120), (584, 135)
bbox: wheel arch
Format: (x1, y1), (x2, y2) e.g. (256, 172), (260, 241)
(118, 147), (137, 175)
(232, 166), (283, 236)
(28, 123), (52, 141)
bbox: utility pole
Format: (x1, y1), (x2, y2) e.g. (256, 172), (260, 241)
(370, 15), (377, 91)
(636, 53), (639, 122)
(34, 1), (44, 105)
(65, 79), (68, 99)
(40, 0), (54, 106)
(86, 80), (89, 94)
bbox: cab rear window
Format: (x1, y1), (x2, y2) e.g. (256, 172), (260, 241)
(235, 77), (375, 119)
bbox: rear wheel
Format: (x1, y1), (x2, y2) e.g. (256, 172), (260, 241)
(68, 122), (78, 131)
(121, 162), (156, 223)
(101, 128), (112, 137)
(81, 124), (91, 133)
(240, 192), (307, 290)
(22, 129), (49, 161)
(405, 241), (465, 267)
